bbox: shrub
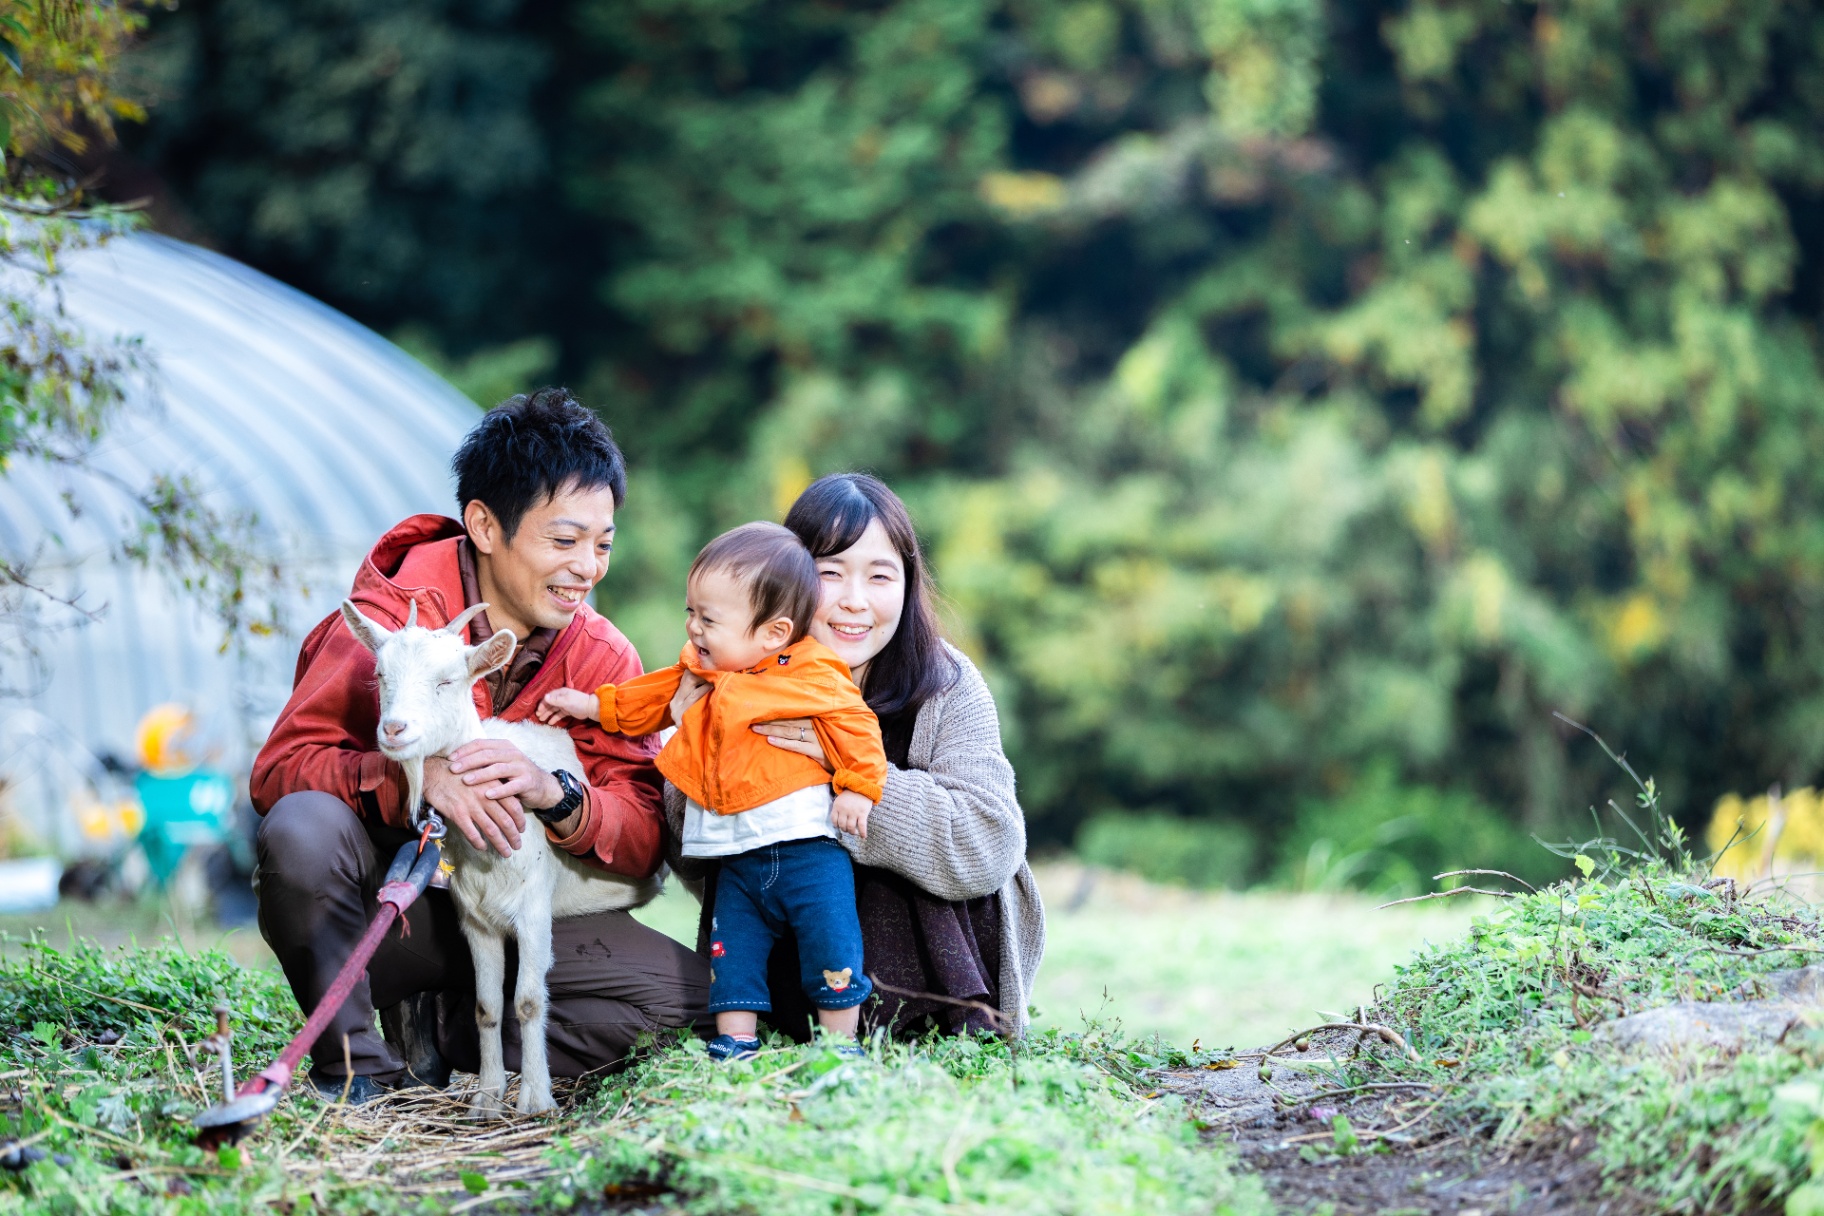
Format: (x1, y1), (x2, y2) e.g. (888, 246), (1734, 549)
(1276, 761), (1549, 896)
(1075, 812), (1258, 889)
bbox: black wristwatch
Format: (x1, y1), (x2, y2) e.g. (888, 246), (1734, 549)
(535, 769), (586, 826)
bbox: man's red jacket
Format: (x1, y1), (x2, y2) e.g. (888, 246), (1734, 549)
(251, 514), (665, 877)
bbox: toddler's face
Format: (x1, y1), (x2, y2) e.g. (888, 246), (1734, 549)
(685, 567), (782, 672)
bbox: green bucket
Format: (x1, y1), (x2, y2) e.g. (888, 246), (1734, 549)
(135, 771), (235, 887)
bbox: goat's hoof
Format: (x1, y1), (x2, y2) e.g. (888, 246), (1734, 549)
(516, 1088), (556, 1116)
(468, 1090), (506, 1119)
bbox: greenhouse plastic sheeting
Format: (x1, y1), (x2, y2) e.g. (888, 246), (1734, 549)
(0, 234), (478, 853)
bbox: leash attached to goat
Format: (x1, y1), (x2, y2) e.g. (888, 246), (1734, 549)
(194, 830), (445, 1147)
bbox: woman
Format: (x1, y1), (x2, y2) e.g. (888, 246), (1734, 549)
(666, 473), (1044, 1037)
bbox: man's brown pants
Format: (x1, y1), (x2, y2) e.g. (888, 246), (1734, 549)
(256, 792), (711, 1083)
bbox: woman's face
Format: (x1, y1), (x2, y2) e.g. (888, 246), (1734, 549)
(810, 517), (905, 682)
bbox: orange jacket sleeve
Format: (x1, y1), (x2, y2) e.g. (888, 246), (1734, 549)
(721, 663), (888, 803)
(812, 701), (889, 803)
(595, 664), (685, 736)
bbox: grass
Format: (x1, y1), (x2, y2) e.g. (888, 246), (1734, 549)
(532, 1032), (1265, 1215)
(0, 897), (273, 967)
(0, 931), (1268, 1215)
(629, 860), (1485, 1049)
(1025, 861), (1482, 1049)
(19, 840), (1824, 1212)
(0, 862), (1475, 1214)
(1300, 861), (1824, 1212)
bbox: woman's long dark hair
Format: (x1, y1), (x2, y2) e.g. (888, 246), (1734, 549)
(784, 473), (960, 736)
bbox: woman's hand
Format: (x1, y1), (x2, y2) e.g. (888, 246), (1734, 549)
(752, 718), (833, 772)
(670, 671), (710, 724)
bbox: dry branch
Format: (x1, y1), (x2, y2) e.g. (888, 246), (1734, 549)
(1434, 869), (1537, 893)
(1261, 1022), (1423, 1064)
(1377, 887), (1516, 909)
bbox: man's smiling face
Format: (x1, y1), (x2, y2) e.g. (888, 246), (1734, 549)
(466, 479), (618, 638)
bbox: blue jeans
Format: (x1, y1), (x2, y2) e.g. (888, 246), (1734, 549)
(708, 838), (872, 1013)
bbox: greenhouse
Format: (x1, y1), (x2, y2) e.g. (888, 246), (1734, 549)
(0, 233), (478, 857)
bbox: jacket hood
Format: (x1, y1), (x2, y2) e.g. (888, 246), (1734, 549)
(347, 513), (466, 623)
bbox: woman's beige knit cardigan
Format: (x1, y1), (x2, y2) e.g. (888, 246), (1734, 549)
(663, 643), (1046, 1033)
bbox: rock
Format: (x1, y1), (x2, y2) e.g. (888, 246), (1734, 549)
(1733, 963), (1824, 1002)
(1597, 966), (1824, 1051)
(1597, 1001), (1806, 1051)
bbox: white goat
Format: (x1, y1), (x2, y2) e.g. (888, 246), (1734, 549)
(341, 598), (662, 1115)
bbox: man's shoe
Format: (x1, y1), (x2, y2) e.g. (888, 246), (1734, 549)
(309, 1073), (390, 1106)
(379, 991), (452, 1090)
(706, 1034), (760, 1062)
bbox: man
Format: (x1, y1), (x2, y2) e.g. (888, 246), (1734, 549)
(252, 388), (709, 1102)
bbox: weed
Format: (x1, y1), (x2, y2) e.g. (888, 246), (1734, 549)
(1353, 863), (1824, 1211)
(537, 1030), (1267, 1214)
(0, 930), (1267, 1215)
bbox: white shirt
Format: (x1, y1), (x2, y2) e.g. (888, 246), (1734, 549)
(679, 783), (836, 858)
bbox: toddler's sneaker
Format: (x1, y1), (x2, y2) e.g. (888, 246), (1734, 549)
(832, 1042), (867, 1060)
(706, 1034), (760, 1062)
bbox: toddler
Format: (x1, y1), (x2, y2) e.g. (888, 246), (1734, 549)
(540, 521), (886, 1060)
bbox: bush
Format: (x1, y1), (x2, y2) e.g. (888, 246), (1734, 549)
(1276, 761), (1549, 896)
(1075, 812), (1258, 889)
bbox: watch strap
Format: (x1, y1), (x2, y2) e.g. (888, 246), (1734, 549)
(536, 769), (585, 825)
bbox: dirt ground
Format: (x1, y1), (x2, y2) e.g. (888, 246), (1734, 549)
(1150, 1031), (1670, 1216)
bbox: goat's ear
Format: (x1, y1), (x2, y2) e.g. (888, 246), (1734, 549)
(341, 600), (392, 654)
(467, 627), (516, 680)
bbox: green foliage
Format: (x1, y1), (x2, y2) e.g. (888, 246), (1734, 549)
(539, 1030), (1266, 1216)
(123, 0), (563, 351)
(1357, 868), (1824, 1210)
(1077, 811), (1256, 889)
(0, 934), (1266, 1215)
(123, 0), (1824, 871)
(393, 324), (550, 410)
(1278, 762), (1546, 895)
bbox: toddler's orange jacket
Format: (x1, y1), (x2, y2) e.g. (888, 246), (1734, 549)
(595, 636), (887, 815)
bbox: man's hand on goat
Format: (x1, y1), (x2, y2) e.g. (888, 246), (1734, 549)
(449, 738), (566, 820)
(424, 754), (528, 856)
(536, 687), (598, 724)
(831, 790), (872, 839)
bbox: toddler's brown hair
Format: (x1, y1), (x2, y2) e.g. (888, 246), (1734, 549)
(688, 522), (819, 642)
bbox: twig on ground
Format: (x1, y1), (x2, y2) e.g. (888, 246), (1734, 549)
(1699, 942), (1824, 958)
(1279, 1096), (1443, 1147)
(1312, 1080), (1437, 1100)
(46, 974), (169, 1018)
(1262, 1022), (1423, 1064)
(866, 976), (1009, 1036)
(753, 1058), (814, 1086)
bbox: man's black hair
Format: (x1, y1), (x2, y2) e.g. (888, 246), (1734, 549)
(451, 387), (627, 540)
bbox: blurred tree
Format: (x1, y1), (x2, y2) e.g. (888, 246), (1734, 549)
(119, 0), (570, 352)
(563, 0), (1020, 506)
(116, 0), (1824, 881)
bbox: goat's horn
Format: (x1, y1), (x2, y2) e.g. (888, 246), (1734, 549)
(443, 602), (489, 638)
(405, 598), (418, 630)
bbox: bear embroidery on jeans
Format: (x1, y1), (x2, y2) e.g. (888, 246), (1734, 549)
(823, 968), (852, 992)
